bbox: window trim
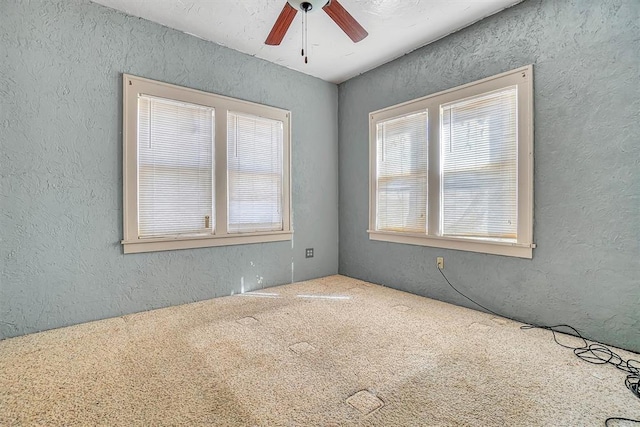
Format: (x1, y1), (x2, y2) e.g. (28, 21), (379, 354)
(368, 65), (534, 259)
(122, 74), (292, 254)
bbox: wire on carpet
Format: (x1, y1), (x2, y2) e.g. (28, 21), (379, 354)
(437, 268), (501, 317)
(437, 267), (640, 426)
(605, 418), (640, 427)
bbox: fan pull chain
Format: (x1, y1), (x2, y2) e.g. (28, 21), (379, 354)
(301, 8), (305, 58)
(302, 8), (308, 63)
(305, 8), (308, 63)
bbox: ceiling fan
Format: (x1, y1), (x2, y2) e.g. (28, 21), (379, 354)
(265, 0), (368, 48)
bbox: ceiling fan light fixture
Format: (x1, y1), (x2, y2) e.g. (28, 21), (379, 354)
(287, 0), (329, 13)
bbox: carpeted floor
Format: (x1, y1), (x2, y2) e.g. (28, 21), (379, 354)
(1, 275), (639, 426)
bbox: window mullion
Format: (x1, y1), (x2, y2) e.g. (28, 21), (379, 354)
(215, 107), (228, 236)
(427, 103), (441, 237)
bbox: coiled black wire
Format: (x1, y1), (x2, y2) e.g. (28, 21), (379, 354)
(437, 268), (640, 425)
(519, 324), (640, 402)
(605, 417), (640, 426)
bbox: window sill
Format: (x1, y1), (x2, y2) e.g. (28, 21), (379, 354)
(368, 230), (534, 259)
(122, 231), (293, 254)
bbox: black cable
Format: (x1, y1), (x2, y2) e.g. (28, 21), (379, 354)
(520, 323), (588, 350)
(520, 323), (640, 401)
(605, 418), (640, 426)
(437, 267), (500, 317)
(436, 267), (640, 425)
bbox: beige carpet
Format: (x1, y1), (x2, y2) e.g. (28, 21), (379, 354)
(1, 275), (639, 426)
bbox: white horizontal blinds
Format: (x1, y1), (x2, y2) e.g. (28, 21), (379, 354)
(227, 111), (283, 233)
(137, 95), (214, 238)
(441, 86), (518, 241)
(376, 111), (428, 233)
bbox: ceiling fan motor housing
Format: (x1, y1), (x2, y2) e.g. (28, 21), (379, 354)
(287, 0), (329, 12)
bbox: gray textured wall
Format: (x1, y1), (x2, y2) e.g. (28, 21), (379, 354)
(0, 0), (338, 339)
(338, 0), (640, 352)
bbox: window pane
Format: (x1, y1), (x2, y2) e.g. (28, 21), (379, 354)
(376, 111), (428, 233)
(227, 112), (283, 233)
(441, 87), (517, 241)
(138, 96), (214, 238)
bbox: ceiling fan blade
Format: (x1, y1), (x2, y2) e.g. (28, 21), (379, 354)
(265, 2), (298, 45)
(322, 0), (368, 43)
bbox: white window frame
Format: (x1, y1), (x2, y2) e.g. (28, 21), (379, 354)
(368, 65), (534, 259)
(122, 74), (292, 254)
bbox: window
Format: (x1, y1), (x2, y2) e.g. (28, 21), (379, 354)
(122, 75), (291, 254)
(369, 66), (534, 258)
(227, 112), (283, 233)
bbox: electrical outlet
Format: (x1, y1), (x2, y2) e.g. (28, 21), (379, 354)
(437, 257), (444, 269)
(305, 248), (314, 258)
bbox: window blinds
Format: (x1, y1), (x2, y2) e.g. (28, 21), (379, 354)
(227, 112), (283, 233)
(376, 111), (428, 233)
(137, 95), (214, 238)
(441, 87), (518, 241)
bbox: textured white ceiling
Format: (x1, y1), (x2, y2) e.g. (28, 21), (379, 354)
(91, 0), (522, 83)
